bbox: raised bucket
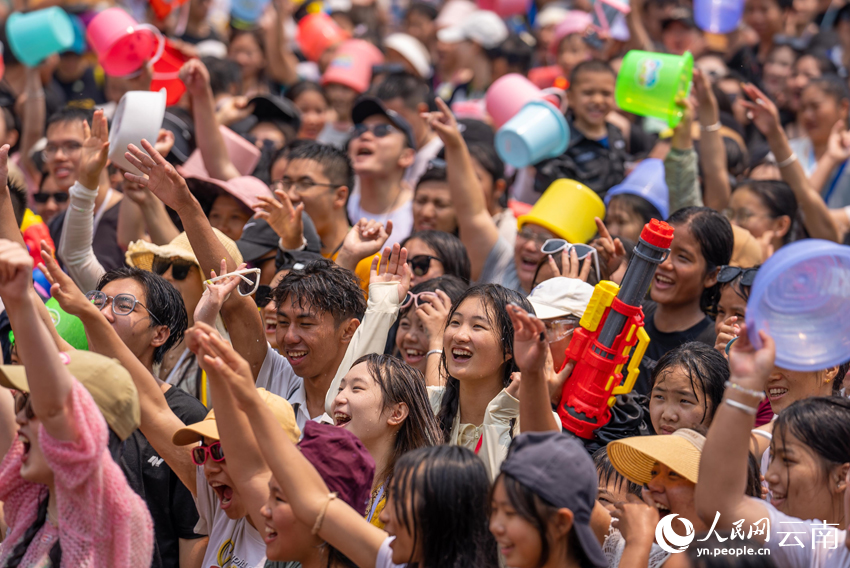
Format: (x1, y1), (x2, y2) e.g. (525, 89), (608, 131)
(87, 8), (164, 77)
(615, 50), (693, 128)
(693, 0), (744, 34)
(6, 7), (75, 67)
(495, 100), (569, 168)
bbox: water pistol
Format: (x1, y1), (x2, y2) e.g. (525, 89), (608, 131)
(557, 219), (674, 439)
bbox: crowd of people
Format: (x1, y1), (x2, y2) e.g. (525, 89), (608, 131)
(0, 0), (848, 565)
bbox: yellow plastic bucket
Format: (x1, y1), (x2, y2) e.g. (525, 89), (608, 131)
(517, 179), (605, 244)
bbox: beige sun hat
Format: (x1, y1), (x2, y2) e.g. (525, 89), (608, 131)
(172, 388), (300, 446)
(606, 428), (705, 485)
(125, 228), (243, 273)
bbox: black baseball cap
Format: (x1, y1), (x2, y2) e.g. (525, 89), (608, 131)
(662, 7), (696, 29)
(231, 94), (302, 138)
(351, 96), (417, 150)
(237, 214), (322, 264)
(500, 432), (608, 568)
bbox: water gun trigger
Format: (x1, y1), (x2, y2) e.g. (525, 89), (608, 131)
(611, 326), (650, 397)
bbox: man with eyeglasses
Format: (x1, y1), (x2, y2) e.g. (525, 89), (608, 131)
(346, 97), (418, 248)
(45, 108), (125, 274)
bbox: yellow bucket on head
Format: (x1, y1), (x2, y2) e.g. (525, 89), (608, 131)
(517, 179), (605, 244)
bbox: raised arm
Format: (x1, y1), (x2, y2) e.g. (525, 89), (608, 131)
(693, 70), (731, 211)
(199, 330), (389, 568)
(187, 322), (271, 530)
(741, 83), (840, 243)
(264, 0), (300, 87)
(425, 98), (499, 281)
(625, 0), (655, 53)
(0, 240), (76, 441)
(0, 387), (18, 458)
(695, 324), (774, 538)
(123, 140), (269, 378)
(665, 98), (705, 214)
(179, 60), (241, 181)
(19, 67), (46, 184)
(40, 249), (198, 494)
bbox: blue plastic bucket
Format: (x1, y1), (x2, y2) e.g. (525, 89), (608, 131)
(746, 239), (850, 371)
(231, 0), (271, 24)
(693, 0), (743, 34)
(6, 8), (75, 67)
(495, 100), (569, 168)
(605, 158), (669, 219)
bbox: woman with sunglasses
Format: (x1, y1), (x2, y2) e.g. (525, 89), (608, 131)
(401, 230), (471, 286)
(31, 175), (68, 224)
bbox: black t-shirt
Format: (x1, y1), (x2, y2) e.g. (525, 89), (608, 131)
(121, 386), (209, 568)
(635, 301), (716, 396)
(52, 68), (106, 109)
(48, 198), (125, 273)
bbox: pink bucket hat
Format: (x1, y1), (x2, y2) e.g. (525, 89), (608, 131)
(321, 39), (385, 94)
(550, 11), (594, 57)
(185, 174), (273, 212)
(178, 126), (261, 179)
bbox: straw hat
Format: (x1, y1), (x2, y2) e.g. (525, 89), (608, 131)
(730, 225), (763, 268)
(125, 229), (243, 273)
(172, 388), (299, 445)
(607, 429), (705, 485)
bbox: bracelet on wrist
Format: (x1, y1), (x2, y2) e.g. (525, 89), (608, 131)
(776, 152), (798, 168)
(724, 398), (758, 415)
(426, 349), (442, 358)
(700, 121), (722, 132)
(724, 380), (766, 400)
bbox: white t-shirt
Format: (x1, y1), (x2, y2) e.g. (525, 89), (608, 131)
(375, 537), (406, 568)
(763, 502), (849, 568)
(346, 193), (413, 249)
(195, 466), (267, 568)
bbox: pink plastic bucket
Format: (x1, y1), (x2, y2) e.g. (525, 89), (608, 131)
(485, 73), (564, 129)
(477, 0), (527, 18)
(321, 39), (384, 94)
(297, 13), (350, 63)
(87, 8), (164, 77)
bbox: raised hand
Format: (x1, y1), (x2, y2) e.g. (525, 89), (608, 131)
(0, 239), (33, 303)
(422, 98), (464, 149)
(612, 496), (660, 545)
(124, 139), (196, 215)
(194, 260), (248, 327)
(369, 243), (411, 303)
(216, 96), (254, 126)
(336, 218), (393, 269)
(692, 68), (720, 126)
(740, 83), (781, 137)
(415, 289), (452, 350)
(0, 144), (10, 191)
(506, 304), (550, 377)
(592, 217), (627, 278)
(39, 241), (99, 318)
(728, 324), (776, 391)
(154, 128), (176, 158)
(254, 189), (304, 250)
(178, 59), (212, 98)
(714, 315), (740, 357)
(79, 109), (110, 189)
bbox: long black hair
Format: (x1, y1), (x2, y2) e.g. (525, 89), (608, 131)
(436, 284), (532, 442)
(666, 207), (734, 315)
(651, 342), (729, 429)
(402, 231), (472, 284)
(389, 445), (499, 568)
(733, 180), (807, 245)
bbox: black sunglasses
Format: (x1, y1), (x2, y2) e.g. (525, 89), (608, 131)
(152, 258), (196, 281)
(407, 255), (442, 277)
(352, 123), (398, 140)
(33, 192), (70, 204)
(255, 284), (273, 308)
(717, 266), (759, 287)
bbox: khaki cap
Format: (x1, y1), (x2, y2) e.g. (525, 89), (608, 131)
(607, 428), (705, 485)
(126, 228), (243, 273)
(0, 351), (141, 441)
(172, 388), (300, 446)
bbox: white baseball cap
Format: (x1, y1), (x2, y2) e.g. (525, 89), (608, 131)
(528, 277), (594, 320)
(384, 33), (432, 78)
(437, 10), (509, 49)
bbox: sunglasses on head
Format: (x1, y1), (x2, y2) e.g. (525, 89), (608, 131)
(540, 239), (601, 282)
(407, 255), (442, 277)
(33, 192), (69, 204)
(352, 123), (398, 140)
(192, 441), (225, 466)
(152, 258), (197, 281)
(717, 266), (759, 287)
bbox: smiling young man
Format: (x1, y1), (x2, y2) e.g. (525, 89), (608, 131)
(347, 97), (417, 248)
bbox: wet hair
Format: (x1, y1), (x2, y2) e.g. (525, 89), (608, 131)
(416, 163), (448, 188)
(8, 179), (26, 227)
(5, 489), (62, 567)
(714, 266), (760, 318)
(685, 535), (773, 567)
(745, 451), (763, 499)
(609, 193), (664, 225)
(286, 81), (330, 107)
(271, 258), (367, 324)
(399, 275), (469, 318)
(803, 74), (850, 107)
(437, 284), (532, 442)
(350, 354), (442, 483)
(495, 473), (595, 568)
(651, 342), (729, 427)
(375, 72), (432, 111)
(389, 445), (499, 568)
(406, 1), (438, 20)
(468, 142), (506, 185)
(569, 60), (616, 88)
(283, 140), (355, 192)
(772, 397), (850, 520)
(593, 446), (642, 498)
(733, 179), (806, 244)
(666, 207), (734, 315)
(96, 267), (188, 364)
(45, 107), (93, 133)
(402, 231), (471, 284)
(201, 56), (242, 96)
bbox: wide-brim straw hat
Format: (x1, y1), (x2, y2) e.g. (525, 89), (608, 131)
(607, 428), (705, 485)
(125, 228), (243, 272)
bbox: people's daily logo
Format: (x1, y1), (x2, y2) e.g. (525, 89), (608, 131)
(655, 513), (695, 553)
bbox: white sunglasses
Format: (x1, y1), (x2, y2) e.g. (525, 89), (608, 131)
(204, 268), (261, 296)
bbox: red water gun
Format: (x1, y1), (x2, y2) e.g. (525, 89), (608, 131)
(558, 219), (674, 439)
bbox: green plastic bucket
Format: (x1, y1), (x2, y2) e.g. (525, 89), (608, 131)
(615, 50), (694, 128)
